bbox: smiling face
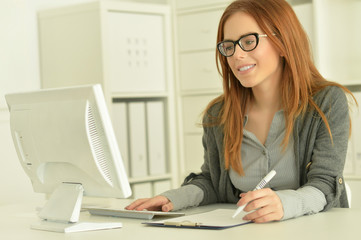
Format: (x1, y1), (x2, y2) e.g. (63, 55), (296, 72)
(224, 12), (283, 90)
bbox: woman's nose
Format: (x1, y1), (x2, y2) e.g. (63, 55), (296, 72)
(233, 44), (247, 58)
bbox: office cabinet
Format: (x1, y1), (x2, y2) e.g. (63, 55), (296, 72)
(172, 1), (229, 179)
(179, 52), (221, 91)
(177, 9), (223, 52)
(174, 0), (231, 10)
(38, 0), (178, 198)
(106, 11), (166, 93)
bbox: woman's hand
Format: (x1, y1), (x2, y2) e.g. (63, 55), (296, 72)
(237, 188), (283, 223)
(125, 195), (174, 212)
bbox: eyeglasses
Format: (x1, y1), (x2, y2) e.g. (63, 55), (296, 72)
(217, 33), (268, 57)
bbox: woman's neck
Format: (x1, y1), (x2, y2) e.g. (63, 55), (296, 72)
(250, 79), (282, 113)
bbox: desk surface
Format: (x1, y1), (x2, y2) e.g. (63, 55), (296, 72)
(0, 202), (358, 240)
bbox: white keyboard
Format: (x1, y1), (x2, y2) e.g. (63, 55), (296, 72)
(86, 207), (185, 220)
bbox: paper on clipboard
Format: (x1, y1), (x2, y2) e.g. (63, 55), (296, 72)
(143, 209), (252, 230)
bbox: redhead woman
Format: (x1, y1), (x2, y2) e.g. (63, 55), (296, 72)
(126, 0), (356, 223)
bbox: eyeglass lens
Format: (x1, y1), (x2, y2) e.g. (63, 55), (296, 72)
(218, 34), (258, 57)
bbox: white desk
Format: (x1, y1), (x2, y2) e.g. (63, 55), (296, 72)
(0, 202), (359, 240)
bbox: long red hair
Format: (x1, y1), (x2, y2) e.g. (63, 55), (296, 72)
(205, 0), (355, 176)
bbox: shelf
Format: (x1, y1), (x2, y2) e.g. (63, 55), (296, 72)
(344, 175), (361, 181)
(176, 1), (229, 14)
(179, 48), (217, 55)
(343, 82), (361, 91)
(287, 0), (312, 6)
(129, 174), (172, 184)
(111, 92), (169, 100)
(181, 89), (222, 97)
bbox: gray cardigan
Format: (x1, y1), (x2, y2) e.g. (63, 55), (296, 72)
(182, 85), (350, 210)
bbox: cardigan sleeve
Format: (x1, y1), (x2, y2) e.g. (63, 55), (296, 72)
(181, 102), (240, 205)
(180, 113), (222, 205)
(299, 86), (350, 210)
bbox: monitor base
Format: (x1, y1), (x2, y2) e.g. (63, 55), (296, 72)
(31, 220), (122, 233)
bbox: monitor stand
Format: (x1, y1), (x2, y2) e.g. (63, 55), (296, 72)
(31, 183), (122, 233)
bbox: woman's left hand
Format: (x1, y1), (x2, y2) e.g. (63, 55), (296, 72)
(237, 188), (283, 223)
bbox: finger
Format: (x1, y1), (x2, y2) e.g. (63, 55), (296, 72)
(135, 196), (170, 211)
(239, 192), (246, 198)
(161, 202), (174, 212)
(243, 195), (273, 212)
(243, 204), (273, 221)
(237, 192), (251, 207)
(252, 211), (283, 223)
(237, 188), (271, 207)
(134, 199), (161, 211)
(243, 197), (283, 222)
(125, 198), (150, 210)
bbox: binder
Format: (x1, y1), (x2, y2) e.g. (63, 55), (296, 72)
(112, 102), (130, 176)
(128, 102), (148, 178)
(143, 209), (251, 230)
(146, 101), (167, 176)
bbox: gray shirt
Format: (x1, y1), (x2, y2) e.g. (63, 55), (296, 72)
(163, 111), (326, 220)
(229, 111), (326, 220)
(162, 86), (349, 218)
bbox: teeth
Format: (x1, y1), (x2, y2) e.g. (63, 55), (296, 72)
(239, 65), (255, 71)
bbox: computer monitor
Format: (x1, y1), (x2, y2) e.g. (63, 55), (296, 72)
(5, 84), (132, 232)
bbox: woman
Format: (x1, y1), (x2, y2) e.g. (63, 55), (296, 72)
(126, 0), (355, 223)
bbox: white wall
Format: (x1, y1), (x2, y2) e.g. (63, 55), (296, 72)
(0, 0), (42, 205)
(0, 0), (102, 205)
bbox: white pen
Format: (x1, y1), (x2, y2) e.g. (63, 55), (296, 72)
(232, 169), (277, 218)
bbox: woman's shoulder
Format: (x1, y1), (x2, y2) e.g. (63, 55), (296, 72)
(203, 96), (224, 124)
(208, 100), (223, 115)
(313, 85), (348, 107)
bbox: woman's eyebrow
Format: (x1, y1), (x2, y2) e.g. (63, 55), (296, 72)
(223, 32), (258, 41)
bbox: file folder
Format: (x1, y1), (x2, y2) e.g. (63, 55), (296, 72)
(112, 102), (130, 176)
(128, 102), (148, 177)
(143, 209), (251, 230)
(146, 101), (167, 176)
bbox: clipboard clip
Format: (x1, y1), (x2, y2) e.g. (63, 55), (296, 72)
(164, 220), (202, 227)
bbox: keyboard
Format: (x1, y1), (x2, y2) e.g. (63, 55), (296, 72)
(86, 207), (185, 220)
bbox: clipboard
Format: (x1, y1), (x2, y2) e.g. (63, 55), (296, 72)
(143, 209), (252, 230)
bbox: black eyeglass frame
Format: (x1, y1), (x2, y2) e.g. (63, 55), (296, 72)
(217, 32), (268, 57)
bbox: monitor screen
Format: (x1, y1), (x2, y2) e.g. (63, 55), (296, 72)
(6, 84), (132, 231)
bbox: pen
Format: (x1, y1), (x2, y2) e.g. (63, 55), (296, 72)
(232, 169), (277, 218)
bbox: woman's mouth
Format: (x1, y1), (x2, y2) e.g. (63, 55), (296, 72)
(238, 64), (256, 72)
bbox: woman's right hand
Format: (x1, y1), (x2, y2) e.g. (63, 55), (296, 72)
(125, 195), (174, 212)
